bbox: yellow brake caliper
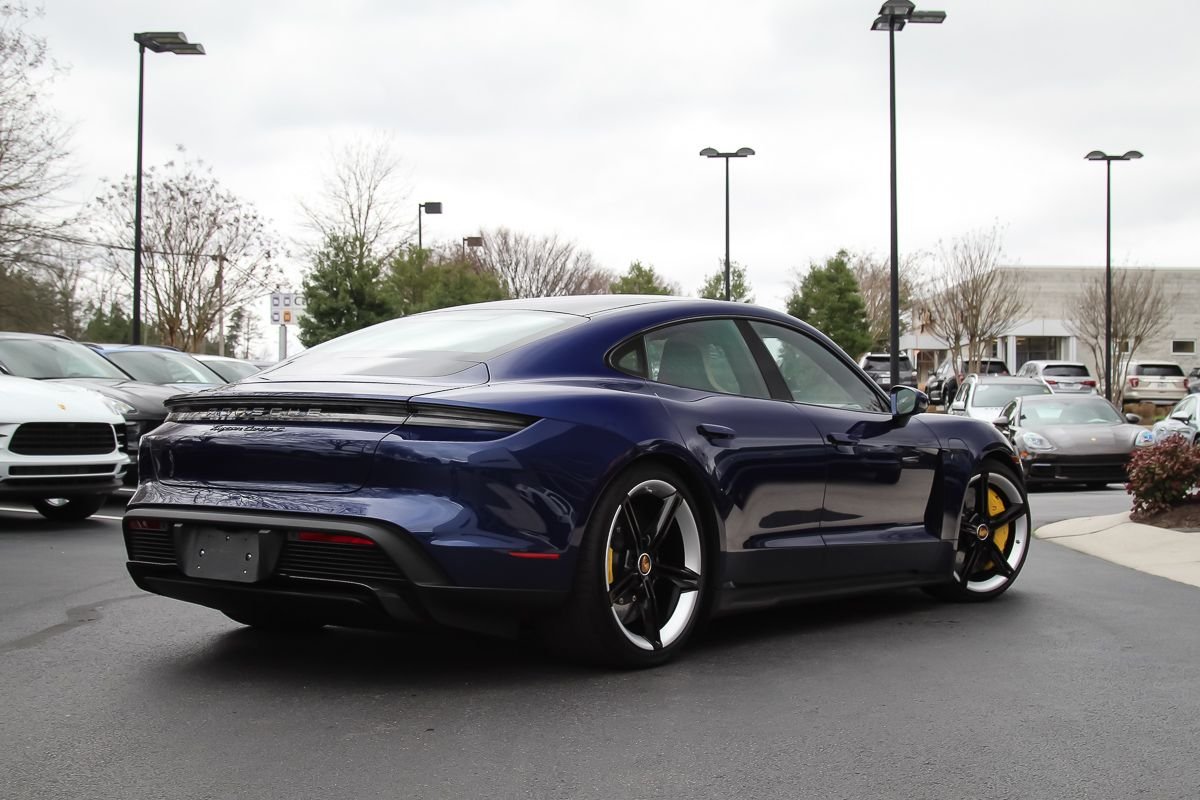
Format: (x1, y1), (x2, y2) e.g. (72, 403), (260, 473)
(986, 488), (1010, 569)
(607, 547), (615, 586)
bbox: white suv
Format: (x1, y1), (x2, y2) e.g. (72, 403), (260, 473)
(1, 376), (129, 520)
(1016, 361), (1097, 394)
(1123, 361), (1188, 405)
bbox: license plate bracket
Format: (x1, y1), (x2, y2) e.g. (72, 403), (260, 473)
(179, 527), (275, 583)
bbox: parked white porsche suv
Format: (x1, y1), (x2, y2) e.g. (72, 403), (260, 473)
(1, 376), (129, 520)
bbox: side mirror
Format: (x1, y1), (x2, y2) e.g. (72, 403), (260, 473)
(890, 385), (928, 417)
(993, 417), (1011, 429)
(1125, 413), (1142, 424)
(1171, 412), (1191, 423)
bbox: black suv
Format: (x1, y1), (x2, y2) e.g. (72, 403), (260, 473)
(857, 352), (918, 390)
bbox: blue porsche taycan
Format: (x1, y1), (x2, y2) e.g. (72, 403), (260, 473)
(124, 296), (1031, 666)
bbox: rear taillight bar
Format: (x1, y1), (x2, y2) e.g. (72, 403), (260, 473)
(296, 531), (377, 547)
(127, 518), (167, 532)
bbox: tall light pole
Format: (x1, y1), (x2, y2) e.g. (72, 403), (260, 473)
(1085, 149), (1143, 402)
(461, 235), (483, 260)
(418, 201), (442, 250)
(699, 147), (755, 301)
(872, 1), (944, 388)
(131, 31), (205, 345)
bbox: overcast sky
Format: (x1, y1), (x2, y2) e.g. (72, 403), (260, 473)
(35, 0), (1200, 318)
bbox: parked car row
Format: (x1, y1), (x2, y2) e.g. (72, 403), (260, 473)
(0, 331), (267, 519)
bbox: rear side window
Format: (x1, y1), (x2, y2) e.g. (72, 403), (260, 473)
(1134, 364), (1184, 377)
(1043, 365), (1090, 377)
(625, 319), (769, 399)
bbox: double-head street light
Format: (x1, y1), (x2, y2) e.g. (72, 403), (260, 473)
(1085, 149), (1143, 402)
(872, 1), (944, 388)
(131, 31), (205, 345)
(418, 201), (442, 250)
(699, 147), (755, 301)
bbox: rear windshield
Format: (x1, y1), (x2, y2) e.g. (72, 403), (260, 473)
(1043, 364), (1090, 377)
(267, 309), (583, 378)
(980, 361), (1008, 374)
(864, 356), (912, 369)
(972, 383), (1051, 406)
(1133, 364), (1184, 377)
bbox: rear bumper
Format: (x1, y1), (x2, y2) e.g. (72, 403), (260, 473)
(123, 506), (569, 636)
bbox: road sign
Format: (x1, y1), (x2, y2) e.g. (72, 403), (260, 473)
(270, 291), (305, 325)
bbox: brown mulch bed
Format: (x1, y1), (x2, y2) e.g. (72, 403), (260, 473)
(1131, 497), (1200, 530)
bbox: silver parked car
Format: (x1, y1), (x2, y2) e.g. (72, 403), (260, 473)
(948, 375), (1051, 422)
(1122, 361), (1188, 405)
(1016, 360), (1097, 394)
(1151, 394), (1200, 445)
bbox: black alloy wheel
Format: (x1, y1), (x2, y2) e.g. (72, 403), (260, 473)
(545, 464), (708, 667)
(928, 461), (1031, 602)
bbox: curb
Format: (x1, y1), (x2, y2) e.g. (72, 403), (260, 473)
(1035, 512), (1200, 590)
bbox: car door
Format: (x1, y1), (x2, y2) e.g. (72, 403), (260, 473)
(745, 321), (944, 580)
(613, 318), (829, 586)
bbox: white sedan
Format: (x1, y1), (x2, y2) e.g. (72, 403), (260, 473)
(0, 376), (129, 520)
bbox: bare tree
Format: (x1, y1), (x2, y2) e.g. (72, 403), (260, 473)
(0, 5), (71, 268)
(924, 225), (1028, 373)
(849, 250), (921, 349)
(1066, 268), (1168, 405)
(299, 134), (410, 263)
(91, 156), (282, 352)
(477, 227), (611, 298)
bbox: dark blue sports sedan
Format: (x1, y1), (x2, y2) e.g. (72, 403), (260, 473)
(124, 296), (1030, 666)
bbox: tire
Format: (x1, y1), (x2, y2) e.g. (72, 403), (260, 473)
(32, 495), (107, 522)
(223, 609), (325, 633)
(542, 463), (710, 668)
(925, 460), (1031, 602)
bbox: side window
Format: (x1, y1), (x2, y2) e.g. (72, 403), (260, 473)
(952, 381), (970, 406)
(748, 321), (886, 412)
(1001, 400), (1017, 422)
(1176, 396), (1197, 417)
(637, 319), (769, 399)
(611, 340), (645, 377)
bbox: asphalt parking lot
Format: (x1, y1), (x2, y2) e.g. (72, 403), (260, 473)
(5, 486), (1200, 800)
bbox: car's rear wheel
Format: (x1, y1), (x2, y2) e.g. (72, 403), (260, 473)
(223, 609), (326, 633)
(544, 464), (708, 667)
(926, 461), (1030, 602)
(32, 495), (107, 522)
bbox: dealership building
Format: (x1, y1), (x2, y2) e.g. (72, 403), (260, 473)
(901, 266), (1200, 385)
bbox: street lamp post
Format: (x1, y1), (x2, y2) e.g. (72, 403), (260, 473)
(1085, 149), (1143, 402)
(131, 31), (205, 346)
(461, 235), (483, 260)
(699, 147), (755, 301)
(418, 201), (442, 250)
(871, 1), (944, 389)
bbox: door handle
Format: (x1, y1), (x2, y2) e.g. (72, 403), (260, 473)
(697, 423), (737, 442)
(827, 432), (860, 446)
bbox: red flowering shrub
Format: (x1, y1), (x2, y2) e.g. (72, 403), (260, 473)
(1126, 437), (1200, 517)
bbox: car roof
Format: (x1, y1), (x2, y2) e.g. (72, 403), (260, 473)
(968, 375), (1044, 385)
(89, 343), (182, 353)
(1019, 393), (1109, 404)
(1024, 360), (1086, 367)
(444, 295), (731, 318)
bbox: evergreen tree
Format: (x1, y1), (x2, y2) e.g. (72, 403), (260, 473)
(697, 262), (754, 302)
(611, 261), (678, 295)
(385, 245), (508, 316)
(81, 302), (133, 344)
(298, 233), (394, 347)
(786, 250), (873, 357)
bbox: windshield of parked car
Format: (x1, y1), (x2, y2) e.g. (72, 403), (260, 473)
(1043, 364), (1089, 377)
(971, 383), (1051, 407)
(200, 359), (260, 381)
(104, 350), (222, 385)
(0, 339), (130, 380)
(266, 309), (583, 378)
(1018, 397), (1124, 426)
(1133, 364), (1184, 377)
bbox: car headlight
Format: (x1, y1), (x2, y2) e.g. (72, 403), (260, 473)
(1021, 432), (1056, 452)
(103, 397), (137, 417)
(1134, 430), (1155, 447)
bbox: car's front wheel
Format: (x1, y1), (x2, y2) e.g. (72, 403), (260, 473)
(927, 460), (1031, 602)
(544, 464), (709, 667)
(32, 496), (107, 522)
